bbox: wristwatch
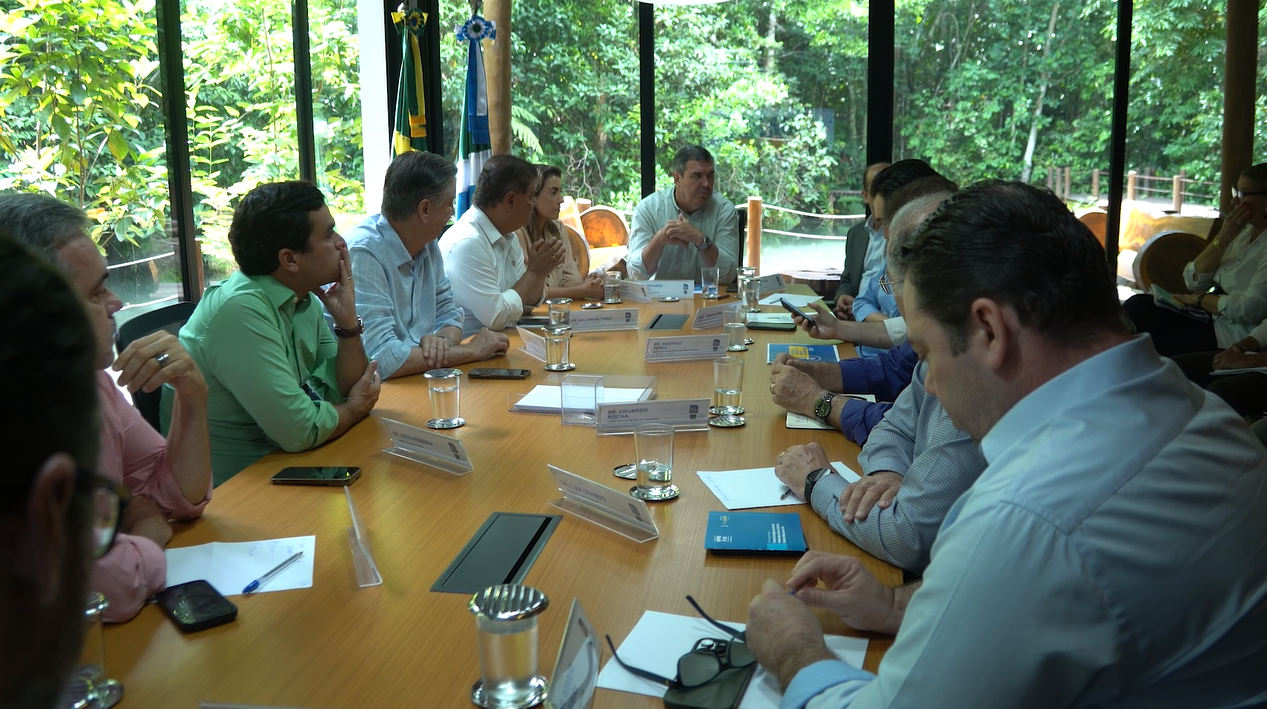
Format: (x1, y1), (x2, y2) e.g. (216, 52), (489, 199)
(804, 467), (833, 503)
(697, 234), (713, 251)
(814, 391), (837, 421)
(332, 316), (364, 339)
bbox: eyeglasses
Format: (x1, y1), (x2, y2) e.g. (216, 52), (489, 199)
(1233, 188), (1267, 200)
(82, 471), (130, 559)
(879, 273), (903, 296)
(605, 596), (755, 689)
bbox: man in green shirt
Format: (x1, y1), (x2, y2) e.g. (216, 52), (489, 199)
(163, 181), (381, 484)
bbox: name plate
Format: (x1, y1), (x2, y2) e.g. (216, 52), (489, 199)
(380, 417), (474, 476)
(642, 280), (693, 298)
(645, 334), (727, 362)
(569, 308), (639, 332)
(620, 280), (652, 303)
(517, 325), (546, 361)
(757, 273), (786, 293)
(691, 303), (729, 330)
(547, 465), (659, 543)
(596, 398), (711, 433)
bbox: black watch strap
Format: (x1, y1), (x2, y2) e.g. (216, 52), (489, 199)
(804, 467), (833, 503)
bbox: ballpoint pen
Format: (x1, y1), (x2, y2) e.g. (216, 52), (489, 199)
(242, 551), (304, 595)
(779, 485), (795, 500)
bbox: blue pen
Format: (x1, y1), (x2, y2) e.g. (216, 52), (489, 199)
(242, 551), (303, 595)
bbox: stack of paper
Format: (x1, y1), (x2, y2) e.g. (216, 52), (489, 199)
(511, 384), (653, 413)
(165, 536), (316, 597)
(697, 462), (860, 509)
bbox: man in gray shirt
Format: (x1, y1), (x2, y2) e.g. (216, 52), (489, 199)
(627, 145), (738, 283)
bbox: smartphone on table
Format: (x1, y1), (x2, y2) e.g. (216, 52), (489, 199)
(155, 580), (238, 633)
(271, 466), (362, 486)
(469, 368), (532, 380)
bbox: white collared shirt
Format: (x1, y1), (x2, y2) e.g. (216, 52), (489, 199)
(439, 206), (540, 336)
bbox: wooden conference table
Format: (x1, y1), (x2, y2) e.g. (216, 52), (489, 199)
(105, 287), (900, 708)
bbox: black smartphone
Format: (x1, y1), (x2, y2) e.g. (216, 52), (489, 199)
(155, 580), (238, 633)
(271, 466), (362, 486)
(468, 368), (531, 380)
(779, 298), (815, 323)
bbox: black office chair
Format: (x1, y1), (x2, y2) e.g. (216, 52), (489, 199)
(115, 301), (197, 430)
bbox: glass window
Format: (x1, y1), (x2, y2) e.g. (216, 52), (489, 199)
(310, 0), (366, 233)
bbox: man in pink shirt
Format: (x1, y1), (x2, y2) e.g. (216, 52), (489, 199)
(0, 193), (214, 622)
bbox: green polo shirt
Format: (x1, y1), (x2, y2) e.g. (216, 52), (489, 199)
(161, 271), (345, 485)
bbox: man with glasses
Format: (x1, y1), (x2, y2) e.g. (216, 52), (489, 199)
(0, 235), (105, 708)
(0, 193), (213, 623)
(747, 182), (1267, 708)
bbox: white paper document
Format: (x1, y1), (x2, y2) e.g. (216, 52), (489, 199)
(697, 462), (861, 510)
(759, 292), (821, 307)
(597, 610), (869, 709)
(1212, 366), (1267, 375)
(166, 535), (316, 597)
(512, 384), (653, 413)
(786, 394), (876, 430)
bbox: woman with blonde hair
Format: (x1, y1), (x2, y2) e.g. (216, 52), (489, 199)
(516, 165), (604, 300)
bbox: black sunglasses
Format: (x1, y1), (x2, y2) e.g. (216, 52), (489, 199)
(605, 596), (755, 689)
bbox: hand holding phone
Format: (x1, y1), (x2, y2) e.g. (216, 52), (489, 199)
(779, 298), (815, 323)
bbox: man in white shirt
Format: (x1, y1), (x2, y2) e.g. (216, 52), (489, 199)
(440, 154), (565, 335)
(746, 181), (1267, 709)
(628, 145), (739, 283)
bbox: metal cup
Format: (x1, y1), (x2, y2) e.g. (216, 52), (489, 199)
(424, 368), (465, 429)
(469, 585), (550, 709)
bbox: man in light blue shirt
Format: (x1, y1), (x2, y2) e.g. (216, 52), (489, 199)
(747, 181), (1267, 708)
(628, 145), (739, 283)
(346, 151), (509, 379)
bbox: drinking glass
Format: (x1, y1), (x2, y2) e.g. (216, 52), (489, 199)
(632, 423), (679, 500)
(723, 305), (748, 352)
(424, 368), (465, 429)
(741, 276), (761, 312)
(57, 593), (123, 709)
(737, 266), (757, 281)
(469, 584), (550, 709)
(543, 325), (575, 371)
(709, 356), (745, 426)
(603, 270), (623, 303)
(545, 298), (572, 326)
(700, 267), (720, 299)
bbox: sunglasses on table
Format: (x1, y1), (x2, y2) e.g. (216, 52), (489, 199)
(605, 596), (755, 690)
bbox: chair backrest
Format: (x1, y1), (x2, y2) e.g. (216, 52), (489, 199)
(578, 206), (629, 248)
(1076, 208), (1107, 248)
(564, 224), (589, 276)
(114, 301), (197, 429)
(1132, 230), (1206, 293)
(735, 205), (747, 268)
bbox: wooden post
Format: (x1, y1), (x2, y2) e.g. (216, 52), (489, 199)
(1172, 173), (1183, 213)
(1046, 168), (1054, 191)
(1092, 168), (1100, 201)
(1221, 0), (1258, 213)
(746, 196), (763, 272)
(483, 0), (512, 155)
(1127, 170), (1137, 201)
(1063, 166), (1071, 200)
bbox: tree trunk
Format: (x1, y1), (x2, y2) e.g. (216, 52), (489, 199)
(1020, 2), (1060, 183)
(765, 6), (777, 73)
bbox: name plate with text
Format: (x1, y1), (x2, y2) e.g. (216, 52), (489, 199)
(569, 308), (640, 332)
(517, 326), (546, 361)
(620, 280), (653, 303)
(596, 398), (712, 434)
(380, 418), (474, 476)
(757, 273), (786, 293)
(645, 335), (727, 362)
(547, 465), (659, 543)
(642, 280), (693, 298)
(691, 303), (730, 331)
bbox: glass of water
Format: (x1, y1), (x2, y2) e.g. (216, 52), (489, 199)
(700, 267), (721, 299)
(709, 356), (745, 426)
(632, 423), (678, 500)
(58, 593), (123, 709)
(741, 276), (761, 312)
(543, 325), (575, 371)
(545, 298), (572, 326)
(738, 266), (757, 281)
(603, 270), (623, 303)
(469, 584), (550, 709)
(424, 368), (465, 429)
(723, 305), (748, 352)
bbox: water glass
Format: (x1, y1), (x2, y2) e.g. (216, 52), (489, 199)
(543, 325), (575, 371)
(741, 276), (762, 312)
(701, 267), (720, 299)
(723, 305), (748, 352)
(603, 270), (623, 303)
(58, 593), (124, 709)
(424, 368), (465, 429)
(632, 423), (679, 500)
(545, 298), (572, 326)
(469, 584), (550, 709)
(738, 266), (757, 280)
(709, 356), (745, 424)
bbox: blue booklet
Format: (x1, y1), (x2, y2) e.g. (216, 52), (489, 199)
(766, 343), (841, 364)
(705, 511), (808, 556)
